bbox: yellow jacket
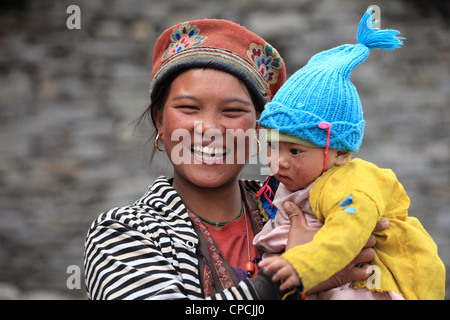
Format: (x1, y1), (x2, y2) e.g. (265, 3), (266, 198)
(282, 158), (445, 299)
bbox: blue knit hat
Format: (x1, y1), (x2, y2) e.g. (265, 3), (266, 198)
(259, 8), (403, 153)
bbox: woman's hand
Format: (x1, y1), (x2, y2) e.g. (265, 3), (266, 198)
(282, 200), (391, 294)
(284, 202), (319, 250)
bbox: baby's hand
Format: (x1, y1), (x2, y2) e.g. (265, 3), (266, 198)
(259, 256), (301, 291)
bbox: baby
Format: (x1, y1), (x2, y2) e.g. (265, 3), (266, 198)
(254, 8), (445, 300)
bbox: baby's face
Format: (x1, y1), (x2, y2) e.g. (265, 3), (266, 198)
(267, 141), (340, 191)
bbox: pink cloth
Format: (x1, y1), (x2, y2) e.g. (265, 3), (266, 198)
(253, 182), (404, 300)
(307, 283), (404, 300)
(253, 182), (320, 255)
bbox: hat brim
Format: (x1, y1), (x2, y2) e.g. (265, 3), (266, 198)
(265, 128), (317, 147)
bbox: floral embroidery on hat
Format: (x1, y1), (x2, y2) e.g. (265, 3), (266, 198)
(247, 43), (282, 85)
(163, 23), (207, 59)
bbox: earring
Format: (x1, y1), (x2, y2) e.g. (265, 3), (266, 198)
(251, 139), (261, 157)
(154, 133), (165, 152)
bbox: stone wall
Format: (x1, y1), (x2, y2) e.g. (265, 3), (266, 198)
(0, 0), (449, 299)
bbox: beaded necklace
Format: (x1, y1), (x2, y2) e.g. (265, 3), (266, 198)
(196, 203), (245, 227)
(195, 202), (256, 276)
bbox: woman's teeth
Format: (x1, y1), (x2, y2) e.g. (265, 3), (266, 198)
(192, 145), (227, 162)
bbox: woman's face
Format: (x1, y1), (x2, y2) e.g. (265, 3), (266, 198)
(154, 68), (258, 189)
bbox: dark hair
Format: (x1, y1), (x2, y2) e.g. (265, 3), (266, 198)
(135, 68), (264, 162)
(134, 72), (175, 162)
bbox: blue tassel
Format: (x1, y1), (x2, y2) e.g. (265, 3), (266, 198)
(357, 8), (404, 50)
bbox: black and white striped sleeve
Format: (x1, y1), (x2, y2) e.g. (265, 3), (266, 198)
(84, 212), (196, 299)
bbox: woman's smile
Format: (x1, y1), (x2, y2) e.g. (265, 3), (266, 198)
(191, 144), (229, 164)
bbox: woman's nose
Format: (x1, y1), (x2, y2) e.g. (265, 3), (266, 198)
(194, 112), (225, 137)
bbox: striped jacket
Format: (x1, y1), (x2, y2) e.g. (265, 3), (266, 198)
(84, 176), (282, 300)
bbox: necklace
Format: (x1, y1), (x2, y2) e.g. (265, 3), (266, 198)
(196, 201), (256, 277)
(243, 204), (256, 277)
(196, 203), (245, 227)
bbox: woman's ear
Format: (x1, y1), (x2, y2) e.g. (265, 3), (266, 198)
(335, 150), (351, 165)
(152, 106), (164, 140)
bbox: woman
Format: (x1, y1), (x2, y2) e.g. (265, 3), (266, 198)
(84, 18), (386, 300)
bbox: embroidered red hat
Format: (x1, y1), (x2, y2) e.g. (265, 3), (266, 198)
(150, 19), (286, 112)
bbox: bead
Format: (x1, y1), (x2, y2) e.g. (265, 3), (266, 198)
(245, 261), (255, 275)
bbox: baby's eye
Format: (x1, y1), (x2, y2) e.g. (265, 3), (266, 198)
(268, 142), (278, 150)
(290, 148), (303, 155)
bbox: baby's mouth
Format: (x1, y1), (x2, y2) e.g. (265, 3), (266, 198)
(191, 145), (228, 163)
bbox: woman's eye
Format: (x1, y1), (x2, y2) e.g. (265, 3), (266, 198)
(223, 108), (245, 116)
(177, 105), (199, 111)
(290, 148), (303, 155)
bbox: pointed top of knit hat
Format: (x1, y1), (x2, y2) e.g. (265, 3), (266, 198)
(259, 8), (404, 153)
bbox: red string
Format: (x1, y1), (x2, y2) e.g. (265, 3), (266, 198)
(256, 176), (275, 207)
(318, 122), (332, 173)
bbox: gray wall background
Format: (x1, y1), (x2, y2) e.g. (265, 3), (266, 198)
(0, 0), (449, 299)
